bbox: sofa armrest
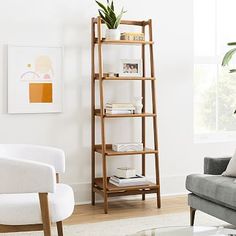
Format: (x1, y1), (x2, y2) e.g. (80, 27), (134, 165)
(204, 157), (231, 175)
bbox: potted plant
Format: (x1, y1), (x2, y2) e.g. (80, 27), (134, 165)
(222, 42), (236, 73)
(222, 43), (236, 115)
(95, 0), (126, 40)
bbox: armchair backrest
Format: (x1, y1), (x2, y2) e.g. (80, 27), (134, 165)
(0, 158), (56, 194)
(0, 144), (65, 174)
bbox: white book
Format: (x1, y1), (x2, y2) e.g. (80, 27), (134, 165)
(109, 179), (148, 187)
(106, 110), (133, 114)
(106, 107), (135, 111)
(106, 103), (135, 108)
(110, 174), (146, 184)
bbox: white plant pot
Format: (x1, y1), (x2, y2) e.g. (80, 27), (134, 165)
(105, 29), (120, 40)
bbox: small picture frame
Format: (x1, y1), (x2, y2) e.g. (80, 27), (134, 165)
(119, 59), (142, 77)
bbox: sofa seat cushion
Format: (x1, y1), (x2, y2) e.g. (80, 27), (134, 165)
(0, 184), (74, 225)
(186, 174), (236, 211)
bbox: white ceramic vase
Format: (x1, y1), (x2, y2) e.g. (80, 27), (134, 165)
(105, 29), (120, 40)
(134, 97), (143, 114)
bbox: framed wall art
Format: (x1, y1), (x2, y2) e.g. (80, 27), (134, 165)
(8, 45), (63, 114)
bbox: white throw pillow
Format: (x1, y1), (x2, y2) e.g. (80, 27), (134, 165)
(222, 150), (236, 177)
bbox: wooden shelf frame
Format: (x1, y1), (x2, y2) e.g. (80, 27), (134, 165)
(95, 144), (158, 156)
(95, 109), (156, 118)
(94, 74), (156, 81)
(94, 38), (154, 45)
(91, 17), (161, 214)
(92, 18), (150, 26)
(94, 177), (159, 194)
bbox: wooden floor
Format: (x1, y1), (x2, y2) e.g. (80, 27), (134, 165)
(65, 195), (188, 225)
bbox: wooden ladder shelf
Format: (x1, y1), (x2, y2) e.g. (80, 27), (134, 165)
(91, 17), (161, 214)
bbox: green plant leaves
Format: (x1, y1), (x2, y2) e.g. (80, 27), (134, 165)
(230, 69), (236, 73)
(95, 0), (126, 29)
(98, 10), (113, 29)
(114, 7), (126, 29)
(111, 1), (114, 11)
(228, 42), (236, 46)
(222, 48), (236, 67)
(96, 1), (108, 14)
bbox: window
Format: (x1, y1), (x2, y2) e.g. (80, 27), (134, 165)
(194, 0), (236, 142)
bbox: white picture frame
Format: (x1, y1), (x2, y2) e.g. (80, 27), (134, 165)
(8, 45), (63, 114)
(119, 59), (142, 77)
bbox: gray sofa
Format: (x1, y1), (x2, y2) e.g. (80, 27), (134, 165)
(186, 157), (236, 226)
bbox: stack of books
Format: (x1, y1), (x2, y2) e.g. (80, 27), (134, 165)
(105, 103), (135, 115)
(109, 174), (148, 187)
(121, 32), (145, 41)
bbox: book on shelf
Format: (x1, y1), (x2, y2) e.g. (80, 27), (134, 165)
(106, 107), (135, 111)
(105, 110), (133, 115)
(105, 103), (135, 115)
(106, 103), (135, 109)
(121, 32), (145, 41)
(109, 174), (148, 187)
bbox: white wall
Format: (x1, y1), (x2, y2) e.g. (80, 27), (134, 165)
(0, 0), (235, 204)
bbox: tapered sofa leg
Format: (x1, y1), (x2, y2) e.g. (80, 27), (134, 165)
(190, 207), (196, 226)
(57, 221), (63, 236)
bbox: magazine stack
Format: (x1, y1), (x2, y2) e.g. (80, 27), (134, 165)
(105, 103), (135, 115)
(109, 174), (148, 187)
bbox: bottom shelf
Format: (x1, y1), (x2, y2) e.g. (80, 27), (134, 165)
(93, 177), (159, 197)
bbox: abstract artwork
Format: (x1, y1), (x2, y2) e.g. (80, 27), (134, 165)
(8, 45), (63, 113)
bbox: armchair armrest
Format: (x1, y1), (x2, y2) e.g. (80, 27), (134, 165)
(0, 158), (56, 194)
(204, 157), (231, 175)
(0, 144), (65, 174)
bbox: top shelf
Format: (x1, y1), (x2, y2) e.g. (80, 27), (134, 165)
(94, 39), (153, 45)
(92, 18), (150, 26)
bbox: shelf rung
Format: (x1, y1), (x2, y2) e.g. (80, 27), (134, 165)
(94, 38), (154, 45)
(94, 144), (158, 156)
(94, 74), (155, 81)
(94, 177), (159, 192)
(107, 189), (158, 197)
(94, 109), (156, 118)
(93, 18), (149, 26)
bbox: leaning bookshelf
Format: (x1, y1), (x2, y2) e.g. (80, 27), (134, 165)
(91, 16), (161, 214)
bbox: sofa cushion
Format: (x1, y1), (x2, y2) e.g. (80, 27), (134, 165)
(186, 174), (236, 211)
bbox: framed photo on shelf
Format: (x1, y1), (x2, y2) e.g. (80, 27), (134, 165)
(119, 59), (142, 77)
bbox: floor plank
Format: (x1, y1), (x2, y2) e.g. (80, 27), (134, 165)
(65, 195), (188, 225)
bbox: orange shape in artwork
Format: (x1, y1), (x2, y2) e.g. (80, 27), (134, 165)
(29, 83), (53, 103)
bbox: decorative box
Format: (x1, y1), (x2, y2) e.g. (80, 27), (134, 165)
(115, 167), (136, 179)
(112, 142), (143, 152)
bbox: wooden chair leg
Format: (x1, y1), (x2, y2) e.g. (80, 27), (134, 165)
(39, 193), (51, 236)
(190, 207), (196, 226)
(56, 221), (63, 236)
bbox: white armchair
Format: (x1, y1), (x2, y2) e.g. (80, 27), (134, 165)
(0, 144), (74, 236)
